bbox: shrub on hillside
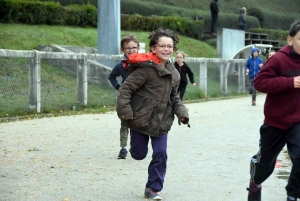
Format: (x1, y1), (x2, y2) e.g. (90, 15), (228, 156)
(121, 0), (260, 33)
(121, 14), (204, 39)
(248, 28), (289, 41)
(247, 8), (298, 30)
(64, 4), (97, 27)
(0, 0), (64, 24)
(38, 0), (97, 6)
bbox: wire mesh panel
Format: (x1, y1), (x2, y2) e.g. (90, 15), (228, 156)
(87, 63), (116, 108)
(40, 58), (77, 113)
(0, 49), (249, 118)
(0, 57), (30, 116)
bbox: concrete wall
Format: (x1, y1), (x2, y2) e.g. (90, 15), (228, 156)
(217, 28), (245, 75)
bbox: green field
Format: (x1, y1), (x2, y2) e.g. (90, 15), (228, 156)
(0, 23), (245, 118)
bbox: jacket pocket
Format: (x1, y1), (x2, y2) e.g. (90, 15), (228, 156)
(130, 107), (154, 130)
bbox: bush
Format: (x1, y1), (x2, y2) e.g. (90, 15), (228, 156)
(0, 0), (63, 24)
(121, 14), (204, 40)
(247, 7), (298, 30)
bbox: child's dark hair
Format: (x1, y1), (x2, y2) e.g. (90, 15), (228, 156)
(289, 20), (300, 37)
(120, 34), (140, 49)
(148, 28), (179, 51)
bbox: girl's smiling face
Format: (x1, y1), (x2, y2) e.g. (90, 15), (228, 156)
(151, 36), (174, 66)
(176, 53), (184, 65)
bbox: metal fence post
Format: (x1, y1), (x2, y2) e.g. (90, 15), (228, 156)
(199, 59), (207, 97)
(77, 54), (88, 105)
(29, 50), (41, 112)
(219, 61), (227, 93)
(238, 60), (246, 93)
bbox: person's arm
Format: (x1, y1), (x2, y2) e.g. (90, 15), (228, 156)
(259, 58), (263, 68)
(245, 59), (250, 74)
(170, 72), (189, 124)
(254, 57), (294, 93)
(116, 68), (147, 120)
(108, 63), (122, 90)
(185, 65), (196, 85)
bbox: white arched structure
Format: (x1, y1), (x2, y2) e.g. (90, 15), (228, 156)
(220, 44), (273, 93)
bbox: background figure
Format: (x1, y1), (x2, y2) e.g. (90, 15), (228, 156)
(266, 50), (276, 60)
(108, 34), (140, 159)
(174, 51), (196, 100)
(116, 28), (189, 200)
(238, 7), (247, 31)
(245, 47), (263, 106)
(234, 52), (246, 73)
(247, 20), (300, 201)
(210, 0), (219, 35)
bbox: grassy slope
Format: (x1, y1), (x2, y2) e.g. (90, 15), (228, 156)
(0, 23), (216, 58)
(140, 0), (300, 15)
(0, 23), (218, 117)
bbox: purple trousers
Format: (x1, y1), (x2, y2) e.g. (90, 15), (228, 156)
(130, 130), (168, 192)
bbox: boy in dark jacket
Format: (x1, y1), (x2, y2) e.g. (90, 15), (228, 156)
(246, 47), (263, 106)
(247, 20), (300, 201)
(108, 34), (139, 159)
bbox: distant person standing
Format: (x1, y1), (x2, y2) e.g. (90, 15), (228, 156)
(210, 0), (219, 35)
(174, 51), (196, 101)
(238, 7), (247, 31)
(245, 47), (263, 106)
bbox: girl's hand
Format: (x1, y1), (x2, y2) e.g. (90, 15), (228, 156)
(180, 117), (186, 122)
(192, 83), (196, 86)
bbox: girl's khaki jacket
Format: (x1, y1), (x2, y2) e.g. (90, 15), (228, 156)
(116, 52), (189, 137)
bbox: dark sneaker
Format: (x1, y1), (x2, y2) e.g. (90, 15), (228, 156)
(247, 183), (261, 201)
(118, 148), (127, 159)
(144, 187), (162, 200)
(287, 197), (297, 201)
(252, 100), (256, 106)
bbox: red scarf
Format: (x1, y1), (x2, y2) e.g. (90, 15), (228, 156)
(121, 59), (129, 69)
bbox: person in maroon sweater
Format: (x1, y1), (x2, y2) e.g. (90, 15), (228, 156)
(247, 20), (300, 201)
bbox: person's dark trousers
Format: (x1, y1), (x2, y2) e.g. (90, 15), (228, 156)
(211, 14), (218, 33)
(248, 78), (257, 100)
(239, 25), (246, 31)
(130, 130), (168, 192)
(178, 85), (187, 101)
(249, 123), (300, 198)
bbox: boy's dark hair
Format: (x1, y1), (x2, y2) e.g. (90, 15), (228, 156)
(120, 34), (140, 49)
(289, 20), (300, 37)
(148, 28), (179, 51)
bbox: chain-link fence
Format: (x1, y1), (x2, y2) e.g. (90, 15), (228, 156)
(0, 49), (247, 118)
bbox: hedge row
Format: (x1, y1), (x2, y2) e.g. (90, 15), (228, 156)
(0, 0), (97, 26)
(247, 8), (299, 31)
(0, 0), (204, 40)
(38, 0), (97, 6)
(122, 14), (204, 39)
(121, 0), (260, 33)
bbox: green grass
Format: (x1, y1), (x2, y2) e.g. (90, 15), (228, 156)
(139, 0), (300, 16)
(0, 23), (216, 58)
(1, 23), (245, 119)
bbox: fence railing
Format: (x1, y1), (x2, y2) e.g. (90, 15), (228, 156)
(0, 49), (247, 116)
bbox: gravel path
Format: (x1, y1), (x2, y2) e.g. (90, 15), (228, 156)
(0, 94), (289, 201)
